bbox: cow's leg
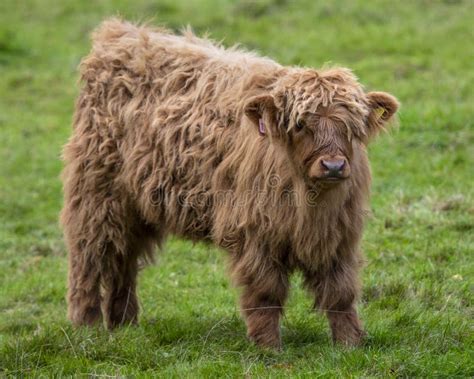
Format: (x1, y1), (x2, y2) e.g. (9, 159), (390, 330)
(101, 243), (141, 329)
(66, 213), (154, 329)
(66, 236), (102, 326)
(99, 216), (161, 329)
(62, 169), (154, 328)
(63, 204), (134, 327)
(63, 199), (139, 328)
(62, 176), (113, 326)
(304, 259), (365, 347)
(233, 256), (289, 349)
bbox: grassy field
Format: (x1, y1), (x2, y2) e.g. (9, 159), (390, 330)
(1, 0), (473, 377)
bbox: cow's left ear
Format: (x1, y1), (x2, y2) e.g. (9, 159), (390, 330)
(244, 94), (282, 138)
(366, 91), (400, 140)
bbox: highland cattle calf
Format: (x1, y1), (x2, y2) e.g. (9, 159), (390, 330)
(61, 19), (399, 348)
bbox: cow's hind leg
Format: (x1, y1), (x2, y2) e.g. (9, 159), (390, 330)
(66, 237), (102, 326)
(100, 228), (156, 328)
(98, 214), (160, 329)
(63, 201), (132, 327)
(63, 180), (155, 328)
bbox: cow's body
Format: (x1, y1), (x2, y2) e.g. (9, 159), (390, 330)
(62, 19), (399, 348)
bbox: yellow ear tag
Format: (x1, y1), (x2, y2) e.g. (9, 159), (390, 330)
(376, 107), (386, 119)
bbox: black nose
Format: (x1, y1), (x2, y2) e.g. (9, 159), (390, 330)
(321, 159), (345, 175)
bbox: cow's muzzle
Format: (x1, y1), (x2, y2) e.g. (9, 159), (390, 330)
(308, 155), (351, 182)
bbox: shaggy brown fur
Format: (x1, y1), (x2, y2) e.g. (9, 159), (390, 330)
(61, 18), (399, 348)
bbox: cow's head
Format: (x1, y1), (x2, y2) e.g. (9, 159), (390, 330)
(245, 68), (399, 187)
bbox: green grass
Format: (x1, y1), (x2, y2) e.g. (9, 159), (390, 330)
(1, 0), (473, 377)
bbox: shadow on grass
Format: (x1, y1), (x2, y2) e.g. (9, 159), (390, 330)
(0, 312), (407, 376)
(141, 313), (247, 346)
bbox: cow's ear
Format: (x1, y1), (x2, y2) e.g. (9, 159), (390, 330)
(244, 94), (281, 138)
(366, 91), (400, 141)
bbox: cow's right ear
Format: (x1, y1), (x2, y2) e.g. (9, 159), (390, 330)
(244, 95), (281, 138)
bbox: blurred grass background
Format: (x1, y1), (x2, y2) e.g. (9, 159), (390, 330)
(0, 0), (473, 376)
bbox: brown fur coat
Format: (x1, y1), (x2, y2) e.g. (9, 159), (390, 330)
(61, 19), (399, 348)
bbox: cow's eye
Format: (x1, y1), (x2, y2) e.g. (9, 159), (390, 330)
(296, 120), (305, 131)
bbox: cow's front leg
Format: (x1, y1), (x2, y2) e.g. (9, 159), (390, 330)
(304, 260), (365, 347)
(234, 258), (289, 349)
(327, 304), (364, 347)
